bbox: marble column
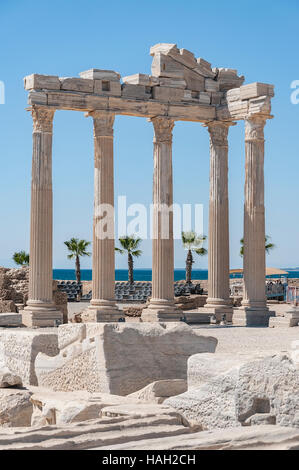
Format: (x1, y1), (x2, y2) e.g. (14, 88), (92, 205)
(22, 106), (63, 327)
(242, 115), (270, 326)
(142, 117), (182, 322)
(86, 111), (124, 322)
(204, 122), (234, 323)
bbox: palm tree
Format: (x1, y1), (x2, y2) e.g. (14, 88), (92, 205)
(115, 235), (142, 284)
(64, 238), (91, 284)
(240, 235), (275, 257)
(182, 231), (207, 284)
(12, 251), (29, 266)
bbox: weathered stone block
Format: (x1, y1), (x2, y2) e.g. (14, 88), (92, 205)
(122, 73), (159, 86)
(166, 352), (299, 430)
(0, 389), (33, 427)
(35, 323), (217, 396)
(152, 86), (184, 102)
(240, 82), (274, 100)
(24, 74), (61, 90)
(0, 301), (16, 313)
(79, 69), (120, 81)
(121, 83), (152, 99)
(0, 313), (21, 326)
(94, 80), (121, 96)
(59, 77), (94, 93)
(0, 329), (59, 386)
(205, 78), (220, 92)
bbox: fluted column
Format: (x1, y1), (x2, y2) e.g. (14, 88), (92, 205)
(203, 122), (233, 323)
(142, 117), (182, 322)
(22, 106), (63, 327)
(242, 115), (270, 326)
(86, 111), (123, 322)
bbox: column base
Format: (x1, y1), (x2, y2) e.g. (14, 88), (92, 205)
(243, 307), (273, 327)
(83, 300), (125, 323)
(203, 300), (233, 323)
(141, 299), (183, 322)
(22, 302), (63, 328)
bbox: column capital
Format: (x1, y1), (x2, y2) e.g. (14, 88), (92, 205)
(88, 111), (115, 137)
(31, 106), (55, 133)
(151, 117), (175, 143)
(204, 121), (235, 147)
(244, 115), (268, 142)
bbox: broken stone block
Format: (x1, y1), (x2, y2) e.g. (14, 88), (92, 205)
(35, 322), (217, 396)
(24, 74), (61, 90)
(158, 77), (187, 89)
(0, 388), (33, 427)
(79, 69), (120, 81)
(152, 86), (184, 102)
(151, 53), (185, 79)
(240, 82), (274, 100)
(183, 68), (205, 92)
(199, 92), (211, 104)
(94, 79), (121, 96)
(59, 77), (94, 93)
(121, 83), (152, 99)
(205, 78), (220, 92)
(30, 389), (141, 426)
(150, 43), (179, 56)
(0, 313), (22, 326)
(0, 367), (22, 388)
(0, 329), (59, 386)
(128, 379), (187, 404)
(166, 352), (299, 430)
(122, 73), (159, 86)
(27, 91), (48, 106)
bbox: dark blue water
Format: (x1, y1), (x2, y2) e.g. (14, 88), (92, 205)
(53, 268), (299, 281)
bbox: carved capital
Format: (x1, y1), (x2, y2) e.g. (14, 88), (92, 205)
(31, 106), (55, 133)
(151, 117), (174, 143)
(245, 116), (266, 142)
(206, 122), (233, 147)
(89, 111), (115, 137)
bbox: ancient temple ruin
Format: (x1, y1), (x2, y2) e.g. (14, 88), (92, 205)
(22, 43), (274, 328)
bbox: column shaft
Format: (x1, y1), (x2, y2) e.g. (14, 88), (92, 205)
(242, 116), (270, 326)
(142, 117), (182, 322)
(205, 122), (233, 322)
(86, 111), (123, 322)
(23, 106), (63, 327)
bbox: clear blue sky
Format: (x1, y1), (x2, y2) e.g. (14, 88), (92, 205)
(0, 0), (298, 270)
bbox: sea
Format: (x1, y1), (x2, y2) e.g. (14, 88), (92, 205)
(53, 268), (299, 282)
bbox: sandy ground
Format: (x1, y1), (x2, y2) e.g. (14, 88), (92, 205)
(67, 301), (299, 355)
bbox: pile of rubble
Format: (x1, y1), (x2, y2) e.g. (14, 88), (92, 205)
(0, 266), (68, 323)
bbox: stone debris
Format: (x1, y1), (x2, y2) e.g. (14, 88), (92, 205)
(0, 329), (59, 386)
(127, 379), (187, 404)
(35, 323), (217, 395)
(0, 267), (67, 323)
(0, 367), (22, 388)
(165, 352), (299, 430)
(0, 388), (33, 427)
(0, 409), (194, 450)
(30, 389), (142, 427)
(0, 313), (22, 326)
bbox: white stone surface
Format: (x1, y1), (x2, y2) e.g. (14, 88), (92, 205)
(35, 323), (217, 395)
(165, 352), (299, 429)
(0, 329), (59, 386)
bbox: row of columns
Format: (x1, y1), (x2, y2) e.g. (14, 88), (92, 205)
(22, 106), (270, 327)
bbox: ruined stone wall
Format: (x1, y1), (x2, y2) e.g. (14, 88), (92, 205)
(0, 267), (68, 320)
